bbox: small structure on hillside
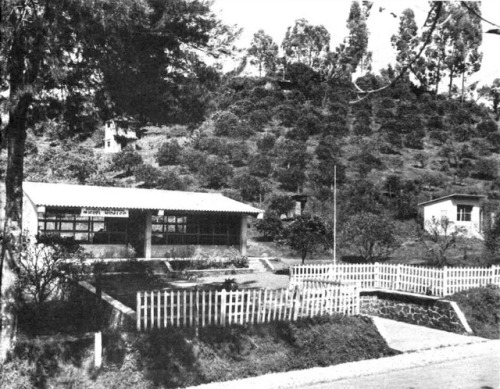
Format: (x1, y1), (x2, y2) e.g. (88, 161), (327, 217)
(22, 182), (262, 258)
(104, 118), (138, 153)
(418, 194), (486, 238)
(281, 194), (309, 220)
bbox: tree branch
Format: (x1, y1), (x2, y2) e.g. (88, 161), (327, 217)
(349, 2), (442, 104)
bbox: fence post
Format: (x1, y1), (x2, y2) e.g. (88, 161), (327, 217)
(374, 262), (380, 288)
(443, 266), (448, 297)
(136, 291), (141, 331)
(94, 331), (102, 368)
(395, 264), (401, 291)
(220, 289), (227, 326)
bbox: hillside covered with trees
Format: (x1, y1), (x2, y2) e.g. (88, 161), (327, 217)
(2, 0), (500, 264)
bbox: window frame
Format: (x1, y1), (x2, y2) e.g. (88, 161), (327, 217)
(38, 207), (128, 244)
(151, 213), (240, 246)
(456, 204), (473, 222)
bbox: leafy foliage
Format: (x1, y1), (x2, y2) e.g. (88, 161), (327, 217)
(342, 212), (398, 262)
(276, 214), (331, 263)
(156, 140), (182, 166)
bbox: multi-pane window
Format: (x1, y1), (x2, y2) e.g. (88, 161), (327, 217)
(37, 208), (127, 244)
(152, 214), (240, 246)
(457, 205), (473, 222)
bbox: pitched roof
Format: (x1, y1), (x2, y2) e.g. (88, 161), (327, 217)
(417, 193), (486, 207)
(23, 182), (263, 215)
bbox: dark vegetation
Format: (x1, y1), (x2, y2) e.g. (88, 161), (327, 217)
(1, 316), (397, 388)
(447, 285), (500, 339)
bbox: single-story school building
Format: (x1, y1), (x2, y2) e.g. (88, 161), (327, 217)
(22, 182), (263, 258)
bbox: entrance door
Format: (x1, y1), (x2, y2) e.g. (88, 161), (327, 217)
(127, 210), (145, 257)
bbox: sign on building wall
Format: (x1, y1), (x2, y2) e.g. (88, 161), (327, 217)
(81, 208), (129, 218)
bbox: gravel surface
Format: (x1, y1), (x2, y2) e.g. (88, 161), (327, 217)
(185, 340), (499, 389)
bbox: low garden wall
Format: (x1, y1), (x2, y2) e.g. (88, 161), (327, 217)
(360, 290), (472, 335)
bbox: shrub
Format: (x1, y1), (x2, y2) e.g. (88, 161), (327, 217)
(276, 214), (331, 264)
(195, 137), (230, 157)
(180, 149), (208, 173)
(342, 212), (399, 262)
(213, 111), (239, 136)
(230, 173), (267, 202)
(477, 119), (498, 137)
(473, 158), (498, 180)
(256, 133), (276, 153)
(134, 163), (160, 188)
(248, 109), (270, 131)
(156, 140), (182, 166)
(249, 155), (273, 178)
(275, 167), (306, 192)
(199, 157), (233, 189)
(227, 141), (249, 167)
(157, 168), (189, 191)
(254, 212), (283, 241)
(111, 147), (143, 174)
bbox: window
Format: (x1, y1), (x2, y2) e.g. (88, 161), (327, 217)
(152, 214), (240, 246)
(457, 205), (473, 222)
(38, 208), (128, 244)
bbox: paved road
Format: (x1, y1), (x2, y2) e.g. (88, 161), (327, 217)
(304, 350), (500, 389)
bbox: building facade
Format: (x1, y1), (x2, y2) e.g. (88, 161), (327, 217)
(418, 194), (485, 239)
(22, 182), (262, 258)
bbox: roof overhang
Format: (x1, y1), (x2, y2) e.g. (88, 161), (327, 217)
(23, 182), (263, 216)
(418, 194), (486, 207)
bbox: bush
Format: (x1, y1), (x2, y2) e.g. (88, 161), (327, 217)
(447, 286), (500, 339)
(134, 163), (160, 188)
(213, 111), (239, 136)
(111, 147), (143, 174)
(248, 109), (270, 131)
(231, 173), (267, 202)
(342, 212), (398, 262)
(256, 133), (276, 153)
(477, 119), (498, 137)
(156, 140), (182, 166)
(227, 141), (249, 167)
(473, 158), (498, 180)
(254, 212), (283, 241)
(199, 157), (233, 189)
(249, 155), (273, 178)
(180, 149), (208, 173)
(272, 104), (299, 126)
(157, 168), (189, 191)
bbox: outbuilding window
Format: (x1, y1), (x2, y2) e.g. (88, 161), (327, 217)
(457, 205), (473, 222)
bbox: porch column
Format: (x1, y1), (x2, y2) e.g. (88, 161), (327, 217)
(144, 210), (152, 259)
(240, 215), (248, 256)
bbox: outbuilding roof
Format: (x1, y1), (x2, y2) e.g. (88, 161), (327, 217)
(23, 182), (263, 215)
(417, 193), (486, 207)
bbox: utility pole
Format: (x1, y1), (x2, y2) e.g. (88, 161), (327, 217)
(333, 166), (337, 264)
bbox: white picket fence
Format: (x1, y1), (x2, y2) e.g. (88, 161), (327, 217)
(290, 263), (500, 297)
(136, 281), (359, 331)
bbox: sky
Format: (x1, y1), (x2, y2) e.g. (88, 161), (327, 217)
(212, 0), (500, 85)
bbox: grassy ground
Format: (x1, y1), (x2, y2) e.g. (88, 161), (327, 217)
(3, 315), (398, 389)
(446, 285), (500, 339)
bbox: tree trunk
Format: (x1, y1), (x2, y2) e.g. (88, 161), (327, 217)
(0, 93), (30, 360)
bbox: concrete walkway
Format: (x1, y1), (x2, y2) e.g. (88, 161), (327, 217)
(371, 316), (486, 352)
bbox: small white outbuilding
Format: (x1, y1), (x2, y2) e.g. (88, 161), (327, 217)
(418, 194), (486, 239)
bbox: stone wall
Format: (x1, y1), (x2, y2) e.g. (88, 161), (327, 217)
(360, 290), (471, 335)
